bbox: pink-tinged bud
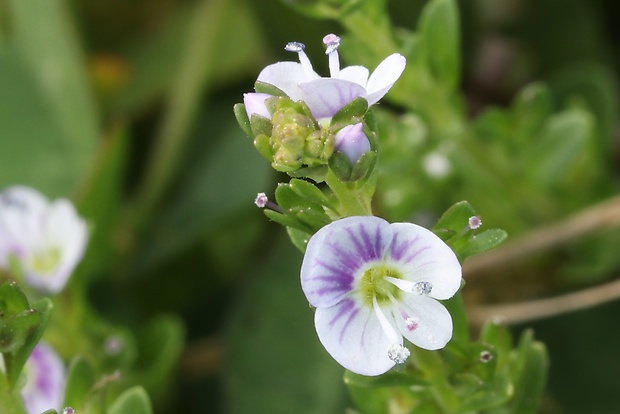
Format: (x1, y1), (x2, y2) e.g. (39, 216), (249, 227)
(334, 123), (370, 165)
(243, 93), (272, 119)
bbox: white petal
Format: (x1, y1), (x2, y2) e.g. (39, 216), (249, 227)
(257, 61), (318, 101)
(338, 65), (369, 86)
(365, 53), (406, 105)
(243, 93), (272, 119)
(298, 78), (366, 120)
(315, 299), (395, 376)
(393, 295), (453, 350)
(301, 216), (393, 308)
(388, 222), (461, 300)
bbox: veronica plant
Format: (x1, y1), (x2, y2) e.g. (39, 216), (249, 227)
(236, 8), (547, 410)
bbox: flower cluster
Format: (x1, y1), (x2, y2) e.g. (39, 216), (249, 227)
(237, 34), (405, 179)
(300, 216), (462, 376)
(0, 186), (88, 293)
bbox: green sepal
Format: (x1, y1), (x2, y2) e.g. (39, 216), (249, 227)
(286, 227), (312, 253)
(330, 97), (369, 126)
(344, 370), (427, 388)
(2, 297), (53, 388)
(0, 309), (42, 353)
(349, 150), (377, 182)
(417, 0), (461, 90)
(254, 81), (287, 97)
(233, 103), (253, 137)
(63, 356), (95, 410)
(41, 410), (59, 414)
(511, 82), (552, 140)
(249, 114), (273, 137)
(328, 151), (353, 182)
(107, 386), (153, 414)
(433, 200), (476, 239)
(460, 229), (508, 258)
(253, 134), (274, 161)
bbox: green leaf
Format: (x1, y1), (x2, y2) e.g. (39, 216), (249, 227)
(73, 125), (129, 285)
(106, 386), (153, 414)
(0, 281), (30, 315)
(0, 0), (99, 196)
(63, 356), (95, 410)
(0, 309), (42, 353)
(460, 229), (508, 258)
(3, 298), (53, 388)
(525, 108), (592, 187)
(433, 201), (476, 236)
(508, 331), (548, 414)
(417, 0), (461, 90)
(286, 227), (312, 253)
(289, 179), (334, 210)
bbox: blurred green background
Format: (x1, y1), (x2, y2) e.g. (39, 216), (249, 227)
(2, 0), (620, 412)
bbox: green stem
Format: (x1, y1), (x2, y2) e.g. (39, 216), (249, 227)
(325, 169), (373, 217)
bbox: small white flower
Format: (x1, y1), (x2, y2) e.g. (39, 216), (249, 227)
(245, 34), (406, 122)
(301, 216), (462, 376)
(21, 342), (66, 414)
(0, 186), (88, 293)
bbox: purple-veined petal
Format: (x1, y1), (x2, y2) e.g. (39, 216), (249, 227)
(298, 78), (366, 120)
(315, 299), (395, 376)
(392, 294), (453, 350)
(257, 61), (318, 101)
(22, 343), (65, 414)
(301, 216), (393, 308)
(338, 65), (369, 86)
(365, 53), (406, 105)
(334, 123), (371, 165)
(243, 93), (272, 119)
(388, 222), (461, 300)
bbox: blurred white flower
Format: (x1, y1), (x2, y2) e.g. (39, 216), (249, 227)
(0, 186), (88, 293)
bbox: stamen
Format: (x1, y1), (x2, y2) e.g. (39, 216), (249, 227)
(468, 215), (482, 230)
(254, 192), (268, 208)
(414, 281), (433, 295)
(322, 33), (341, 77)
(384, 277), (433, 296)
(254, 192), (285, 213)
(387, 292), (419, 332)
(387, 343), (410, 364)
(285, 41), (314, 79)
(372, 296), (400, 344)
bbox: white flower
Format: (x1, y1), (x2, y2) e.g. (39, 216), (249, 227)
(245, 34), (406, 122)
(300, 216), (462, 376)
(0, 186), (88, 293)
(21, 342), (66, 414)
